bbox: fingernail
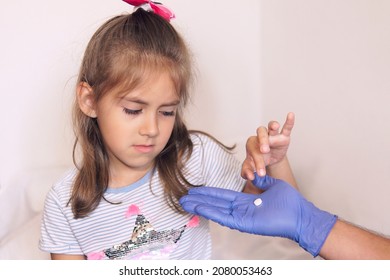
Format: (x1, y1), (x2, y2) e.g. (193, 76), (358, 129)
(261, 145), (270, 153)
(259, 169), (266, 176)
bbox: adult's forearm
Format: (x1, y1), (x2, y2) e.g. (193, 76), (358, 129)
(319, 219), (390, 260)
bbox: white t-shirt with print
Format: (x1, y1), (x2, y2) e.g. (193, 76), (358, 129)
(39, 133), (246, 260)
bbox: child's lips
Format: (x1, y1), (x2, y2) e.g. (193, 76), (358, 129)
(133, 145), (154, 153)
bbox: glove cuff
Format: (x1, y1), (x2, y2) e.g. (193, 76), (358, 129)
(298, 202), (338, 257)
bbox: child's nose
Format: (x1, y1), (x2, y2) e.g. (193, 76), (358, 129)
(139, 114), (159, 137)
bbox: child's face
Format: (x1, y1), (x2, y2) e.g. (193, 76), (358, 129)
(95, 71), (179, 183)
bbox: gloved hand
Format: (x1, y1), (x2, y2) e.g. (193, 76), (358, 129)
(179, 174), (337, 257)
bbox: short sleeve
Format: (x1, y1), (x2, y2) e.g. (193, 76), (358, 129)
(188, 133), (246, 192)
(39, 187), (82, 255)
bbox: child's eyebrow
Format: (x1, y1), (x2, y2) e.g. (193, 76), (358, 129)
(123, 97), (180, 107)
(160, 100), (180, 107)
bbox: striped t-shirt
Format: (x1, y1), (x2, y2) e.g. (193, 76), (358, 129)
(39, 133), (246, 259)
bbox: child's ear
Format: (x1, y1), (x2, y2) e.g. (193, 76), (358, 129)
(77, 82), (97, 118)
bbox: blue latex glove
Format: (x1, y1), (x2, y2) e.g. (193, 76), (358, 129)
(179, 174), (337, 257)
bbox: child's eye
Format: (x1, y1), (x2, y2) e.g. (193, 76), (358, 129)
(123, 108), (142, 115)
(160, 111), (175, 117)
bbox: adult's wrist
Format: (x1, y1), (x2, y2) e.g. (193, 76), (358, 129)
(298, 202), (337, 256)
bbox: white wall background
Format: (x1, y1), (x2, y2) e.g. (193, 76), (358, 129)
(0, 0), (389, 259)
(260, 0), (390, 236)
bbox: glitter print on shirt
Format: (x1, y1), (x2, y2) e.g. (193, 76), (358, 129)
(87, 204), (200, 260)
(104, 214), (186, 259)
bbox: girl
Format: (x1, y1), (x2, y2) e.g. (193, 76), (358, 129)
(39, 1), (295, 260)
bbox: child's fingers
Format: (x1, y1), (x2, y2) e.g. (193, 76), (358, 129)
(242, 155), (266, 179)
(280, 112), (295, 136)
(255, 127), (270, 153)
(267, 121), (280, 136)
(241, 159), (255, 180)
(245, 136), (268, 177)
(251, 154), (266, 177)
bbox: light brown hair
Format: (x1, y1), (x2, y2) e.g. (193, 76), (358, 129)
(70, 9), (233, 219)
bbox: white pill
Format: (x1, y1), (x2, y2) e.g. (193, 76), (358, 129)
(253, 198), (262, 206)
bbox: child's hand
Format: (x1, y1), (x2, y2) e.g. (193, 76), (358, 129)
(241, 112), (295, 180)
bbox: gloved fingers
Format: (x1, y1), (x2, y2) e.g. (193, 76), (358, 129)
(252, 174), (277, 191)
(181, 201), (230, 217)
(179, 193), (232, 209)
(180, 201), (198, 214)
(194, 205), (237, 228)
(188, 187), (242, 202)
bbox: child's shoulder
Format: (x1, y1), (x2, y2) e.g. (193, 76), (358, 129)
(48, 167), (77, 200)
(189, 131), (231, 153)
(189, 131), (218, 146)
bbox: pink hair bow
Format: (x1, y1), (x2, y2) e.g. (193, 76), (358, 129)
(123, 0), (175, 22)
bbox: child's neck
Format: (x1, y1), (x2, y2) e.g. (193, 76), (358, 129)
(108, 165), (152, 189)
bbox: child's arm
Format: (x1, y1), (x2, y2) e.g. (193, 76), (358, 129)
(51, 253), (86, 260)
(242, 112), (297, 193)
